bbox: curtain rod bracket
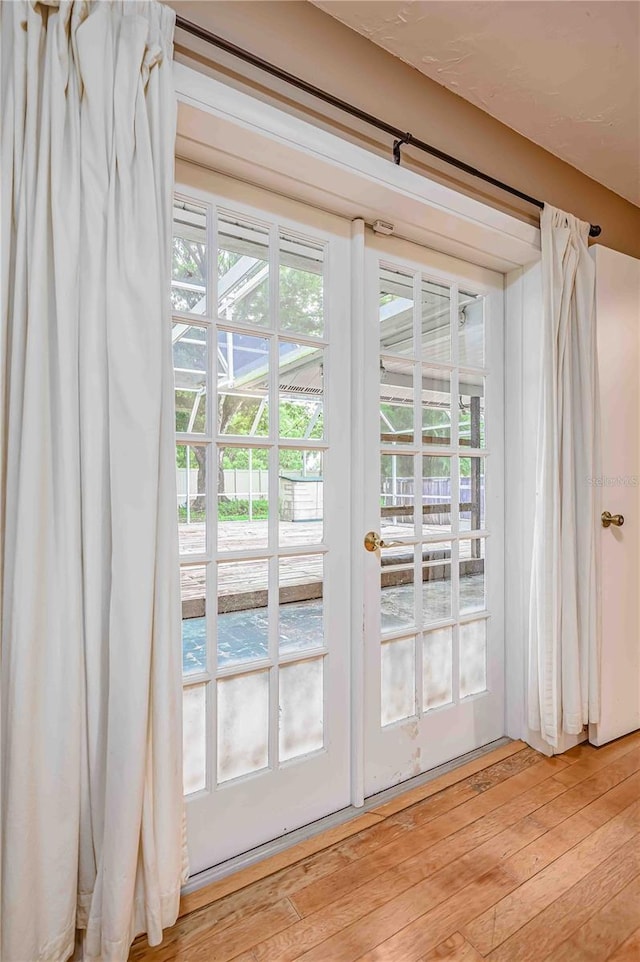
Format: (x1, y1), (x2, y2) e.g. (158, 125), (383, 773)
(589, 225), (602, 238)
(393, 134), (411, 166)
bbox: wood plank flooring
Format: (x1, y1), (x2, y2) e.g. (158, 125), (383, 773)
(130, 733), (640, 962)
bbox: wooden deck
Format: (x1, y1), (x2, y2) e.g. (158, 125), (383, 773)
(180, 521), (477, 617)
(130, 731), (640, 962)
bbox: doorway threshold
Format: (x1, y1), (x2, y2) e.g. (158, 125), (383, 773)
(180, 736), (517, 916)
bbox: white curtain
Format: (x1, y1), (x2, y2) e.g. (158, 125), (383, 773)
(528, 204), (600, 749)
(0, 3), (187, 960)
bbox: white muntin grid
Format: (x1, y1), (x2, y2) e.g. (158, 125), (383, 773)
(377, 263), (491, 726)
(173, 194), (334, 794)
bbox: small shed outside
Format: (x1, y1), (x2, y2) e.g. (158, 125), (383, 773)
(279, 473), (323, 522)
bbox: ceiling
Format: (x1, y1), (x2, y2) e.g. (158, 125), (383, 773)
(311, 1), (640, 206)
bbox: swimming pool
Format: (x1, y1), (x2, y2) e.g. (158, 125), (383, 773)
(181, 573), (483, 674)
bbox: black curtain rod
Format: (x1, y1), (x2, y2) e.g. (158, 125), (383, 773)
(175, 15), (602, 239)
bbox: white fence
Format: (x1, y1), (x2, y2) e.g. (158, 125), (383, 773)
(176, 469), (269, 502)
(221, 469), (269, 498)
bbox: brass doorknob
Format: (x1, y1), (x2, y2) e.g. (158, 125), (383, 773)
(602, 511), (624, 528)
(364, 531), (404, 552)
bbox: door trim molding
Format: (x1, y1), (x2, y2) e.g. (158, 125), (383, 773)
(174, 63), (540, 274)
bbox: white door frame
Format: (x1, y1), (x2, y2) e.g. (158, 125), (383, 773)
(170, 63), (559, 884)
(173, 64), (541, 274)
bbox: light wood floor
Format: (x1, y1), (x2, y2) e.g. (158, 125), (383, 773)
(131, 732), (640, 962)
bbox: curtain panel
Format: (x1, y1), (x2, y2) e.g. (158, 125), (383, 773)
(0, 3), (187, 960)
(528, 204), (600, 749)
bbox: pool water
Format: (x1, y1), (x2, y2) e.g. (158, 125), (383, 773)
(182, 573), (483, 674)
(182, 599), (324, 674)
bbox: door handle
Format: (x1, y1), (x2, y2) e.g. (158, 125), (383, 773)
(602, 511), (624, 528)
(364, 531), (405, 552)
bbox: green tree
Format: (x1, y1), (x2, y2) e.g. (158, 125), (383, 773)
(172, 236), (206, 313)
(174, 238), (325, 511)
(218, 252), (323, 336)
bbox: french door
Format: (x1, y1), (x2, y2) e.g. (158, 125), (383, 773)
(361, 232), (505, 796)
(172, 175), (352, 874)
(171, 173), (506, 875)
